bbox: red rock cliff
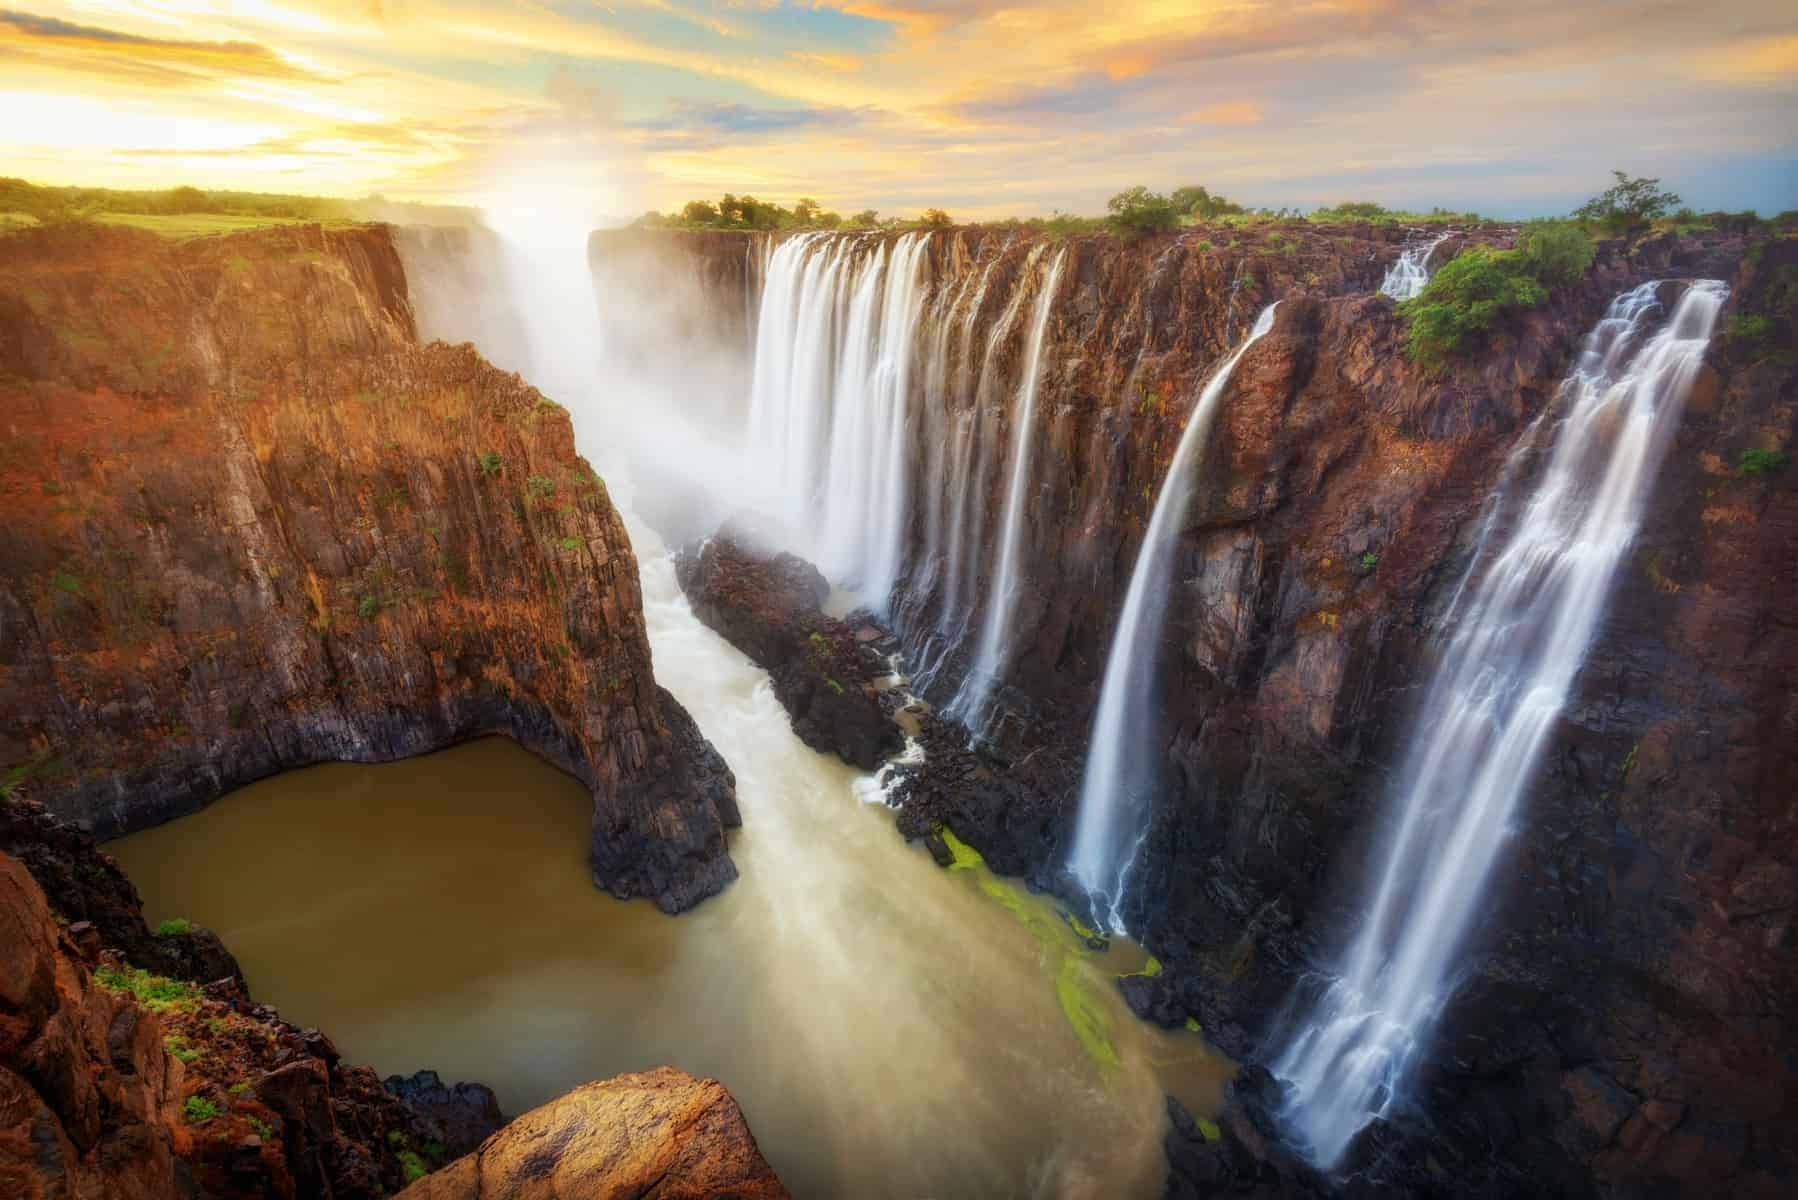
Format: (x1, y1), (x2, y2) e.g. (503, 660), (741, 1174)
(0, 222), (737, 912)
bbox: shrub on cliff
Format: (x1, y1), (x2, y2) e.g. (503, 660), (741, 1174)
(1515, 221), (1596, 285)
(1400, 249), (1547, 369)
(1401, 224), (1595, 369)
(1106, 187), (1182, 237)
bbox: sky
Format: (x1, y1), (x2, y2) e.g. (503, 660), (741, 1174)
(2, 1), (1795, 222)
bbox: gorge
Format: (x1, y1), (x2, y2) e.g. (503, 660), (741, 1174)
(2, 204), (1793, 1200)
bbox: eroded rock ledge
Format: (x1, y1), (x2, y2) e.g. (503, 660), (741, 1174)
(675, 527), (904, 769)
(0, 221), (736, 912)
(397, 1067), (789, 1200)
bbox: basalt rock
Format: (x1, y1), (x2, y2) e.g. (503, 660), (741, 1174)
(396, 1066), (789, 1200)
(0, 220), (738, 913)
(382, 1071), (505, 1163)
(1, 791), (243, 987)
(675, 528), (903, 769)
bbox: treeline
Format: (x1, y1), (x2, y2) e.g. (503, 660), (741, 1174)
(0, 178), (353, 223)
(0, 178), (480, 228)
(634, 194), (967, 232)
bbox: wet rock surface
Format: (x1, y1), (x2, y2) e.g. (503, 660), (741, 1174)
(0, 221), (737, 913)
(648, 224), (1792, 1196)
(675, 527), (904, 769)
(396, 1066), (789, 1200)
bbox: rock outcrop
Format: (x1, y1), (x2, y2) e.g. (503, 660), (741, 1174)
(396, 1067), (789, 1200)
(676, 528), (903, 769)
(0, 221), (738, 912)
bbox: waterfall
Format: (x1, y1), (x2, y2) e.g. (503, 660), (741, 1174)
(947, 248), (1068, 731)
(1378, 232), (1453, 301)
(745, 233), (931, 606)
(1273, 278), (1728, 1167)
(1068, 304), (1281, 931)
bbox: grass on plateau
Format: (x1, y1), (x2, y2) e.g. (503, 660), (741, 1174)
(92, 212), (359, 239)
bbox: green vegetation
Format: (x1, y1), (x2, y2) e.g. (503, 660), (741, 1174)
(0, 177), (474, 239)
(1056, 954), (1120, 1070)
(1106, 186), (1184, 237)
(248, 1116), (274, 1140)
(639, 193), (851, 231)
(1398, 223), (1595, 369)
(826, 678), (845, 695)
(153, 917), (195, 937)
(357, 594), (381, 620)
(559, 536), (581, 552)
(1184, 1016), (1203, 1034)
(527, 474), (555, 500)
(398, 1149), (429, 1183)
(1575, 170), (1681, 234)
(1515, 220), (1598, 285)
(477, 451), (502, 477)
(939, 826), (985, 871)
(53, 571), (84, 596)
(184, 1096), (221, 1124)
(1730, 313), (1775, 351)
(1171, 185), (1245, 220)
(1308, 202), (1480, 225)
(1198, 1118), (1223, 1142)
(1359, 551), (1379, 572)
(164, 1035), (203, 1065)
(94, 965), (198, 1013)
(1739, 448), (1790, 476)
(228, 1080), (253, 1096)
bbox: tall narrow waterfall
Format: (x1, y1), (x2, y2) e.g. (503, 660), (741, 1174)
(1378, 232), (1453, 301)
(1274, 279), (1728, 1167)
(948, 248), (1068, 730)
(1068, 304), (1280, 931)
(746, 232), (931, 606)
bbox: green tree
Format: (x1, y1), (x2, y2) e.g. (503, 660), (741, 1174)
(920, 207), (953, 228)
(1106, 186), (1181, 237)
(1171, 185), (1243, 219)
(1575, 171), (1681, 234)
(680, 199), (720, 224)
(792, 197), (821, 223)
(849, 209), (879, 226)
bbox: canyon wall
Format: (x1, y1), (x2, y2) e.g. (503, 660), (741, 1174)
(626, 221), (1794, 1194)
(0, 221), (737, 913)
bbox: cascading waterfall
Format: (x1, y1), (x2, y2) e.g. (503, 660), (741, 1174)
(1068, 304), (1281, 931)
(746, 232), (931, 606)
(1378, 232), (1454, 301)
(947, 248), (1068, 730)
(1273, 278), (1728, 1167)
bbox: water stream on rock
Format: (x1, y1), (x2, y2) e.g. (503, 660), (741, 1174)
(948, 247), (1068, 733)
(1273, 278), (1727, 1167)
(1377, 232), (1453, 301)
(113, 222), (1234, 1199)
(1067, 304), (1280, 933)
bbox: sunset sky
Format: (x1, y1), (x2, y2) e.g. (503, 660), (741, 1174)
(2, 1), (1794, 222)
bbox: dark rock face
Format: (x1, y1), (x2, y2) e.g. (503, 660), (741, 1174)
(1, 791), (242, 987)
(675, 529), (904, 769)
(396, 1066), (789, 1200)
(381, 1071), (504, 1162)
(0, 221), (737, 913)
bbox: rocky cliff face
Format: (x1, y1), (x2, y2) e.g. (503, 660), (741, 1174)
(647, 221), (1794, 1195)
(0, 221), (737, 912)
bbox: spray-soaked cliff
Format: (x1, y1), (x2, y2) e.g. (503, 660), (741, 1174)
(589, 220), (1795, 1196)
(0, 221), (738, 913)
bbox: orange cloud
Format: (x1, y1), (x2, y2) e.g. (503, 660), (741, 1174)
(0, 9), (314, 86)
(1182, 101), (1263, 125)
